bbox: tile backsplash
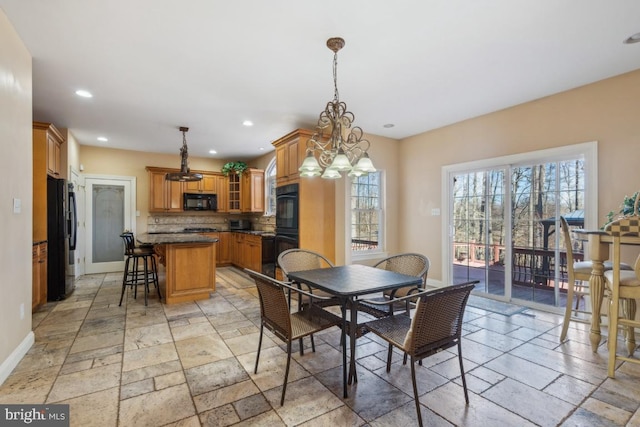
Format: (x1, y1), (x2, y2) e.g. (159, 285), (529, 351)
(147, 214), (274, 233)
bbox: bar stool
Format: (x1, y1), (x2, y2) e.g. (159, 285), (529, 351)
(119, 232), (161, 306)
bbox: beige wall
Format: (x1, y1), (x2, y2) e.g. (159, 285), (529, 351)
(399, 69), (640, 281)
(80, 145), (234, 232)
(0, 11), (33, 382)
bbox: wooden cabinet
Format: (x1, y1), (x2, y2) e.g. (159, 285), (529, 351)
(199, 231), (231, 266)
(32, 242), (47, 309)
(242, 169), (265, 213)
(33, 122), (65, 242)
(34, 121), (64, 179)
(274, 129), (312, 186)
(215, 175), (229, 213)
(217, 231), (231, 265)
(230, 232), (262, 272)
(226, 169), (264, 213)
(147, 167), (184, 212)
(184, 173), (216, 193)
(272, 129), (336, 262)
(228, 173), (241, 212)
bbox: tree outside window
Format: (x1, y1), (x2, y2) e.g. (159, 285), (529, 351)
(351, 171), (383, 253)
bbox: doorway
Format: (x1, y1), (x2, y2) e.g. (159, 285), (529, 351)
(84, 175), (136, 274)
(444, 142), (597, 309)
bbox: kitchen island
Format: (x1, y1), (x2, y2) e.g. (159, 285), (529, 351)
(137, 233), (218, 304)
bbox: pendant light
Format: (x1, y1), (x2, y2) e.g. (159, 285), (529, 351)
(165, 126), (203, 182)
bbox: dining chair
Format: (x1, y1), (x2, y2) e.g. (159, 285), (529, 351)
(245, 268), (340, 405)
(559, 216), (632, 342)
(119, 232), (160, 306)
(603, 208), (640, 378)
(277, 248), (340, 307)
(358, 253), (430, 318)
(364, 281), (475, 427)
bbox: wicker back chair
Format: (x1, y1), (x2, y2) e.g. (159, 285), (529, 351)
(364, 281), (475, 427)
(603, 203), (640, 378)
(277, 248), (340, 307)
(358, 253), (430, 318)
(245, 268), (339, 405)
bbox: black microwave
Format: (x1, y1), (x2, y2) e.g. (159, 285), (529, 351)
(183, 193), (217, 211)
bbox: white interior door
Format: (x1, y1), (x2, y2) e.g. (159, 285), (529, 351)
(85, 175), (136, 274)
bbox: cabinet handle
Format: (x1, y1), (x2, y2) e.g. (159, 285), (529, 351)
(39, 260), (45, 264)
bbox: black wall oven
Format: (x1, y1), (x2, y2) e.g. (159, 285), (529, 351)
(274, 183), (299, 276)
(275, 183), (299, 235)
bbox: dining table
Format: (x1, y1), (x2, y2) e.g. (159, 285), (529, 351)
(573, 229), (640, 353)
(286, 264), (423, 398)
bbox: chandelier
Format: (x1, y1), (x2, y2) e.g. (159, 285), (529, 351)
(165, 126), (203, 182)
(298, 37), (376, 179)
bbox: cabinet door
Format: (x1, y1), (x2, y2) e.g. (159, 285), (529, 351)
(215, 175), (229, 213)
(241, 170), (265, 213)
(149, 170), (184, 212)
(286, 139), (300, 178)
(246, 235), (262, 272)
(167, 180), (184, 211)
(149, 171), (169, 212)
(218, 232), (231, 264)
(228, 173), (241, 212)
(276, 144), (288, 181)
(184, 173), (216, 193)
(46, 134), (61, 177)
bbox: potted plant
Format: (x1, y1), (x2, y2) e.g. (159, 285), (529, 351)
(221, 161), (248, 176)
(605, 191), (640, 225)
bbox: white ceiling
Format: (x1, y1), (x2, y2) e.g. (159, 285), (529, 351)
(2, 1), (640, 160)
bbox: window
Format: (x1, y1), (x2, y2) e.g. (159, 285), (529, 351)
(264, 157), (276, 216)
(351, 171), (384, 255)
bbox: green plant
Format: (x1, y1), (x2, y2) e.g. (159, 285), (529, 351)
(605, 191), (640, 225)
(221, 161), (248, 176)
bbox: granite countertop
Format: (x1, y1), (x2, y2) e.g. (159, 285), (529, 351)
(233, 230), (275, 238)
(137, 233), (219, 245)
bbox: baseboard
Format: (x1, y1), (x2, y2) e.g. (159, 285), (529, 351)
(0, 331), (34, 386)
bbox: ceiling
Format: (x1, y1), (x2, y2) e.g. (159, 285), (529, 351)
(2, 1), (640, 161)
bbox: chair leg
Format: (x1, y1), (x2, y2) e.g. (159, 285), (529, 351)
(281, 341), (292, 406)
(458, 341), (469, 404)
(254, 324), (264, 374)
(560, 278), (577, 342)
(151, 255), (161, 300)
(143, 256), (149, 306)
(608, 297), (620, 378)
(410, 355), (423, 427)
(386, 343), (393, 372)
(624, 299), (636, 357)
(119, 256), (130, 306)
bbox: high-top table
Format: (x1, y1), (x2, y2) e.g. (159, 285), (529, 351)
(286, 264), (423, 398)
(573, 229), (640, 352)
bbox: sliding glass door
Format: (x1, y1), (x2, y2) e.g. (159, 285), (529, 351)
(446, 143), (593, 309)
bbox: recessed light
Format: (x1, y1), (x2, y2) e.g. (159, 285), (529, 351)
(97, 136), (108, 142)
(75, 89), (93, 98)
(624, 32), (640, 44)
(242, 120), (254, 127)
(259, 147), (264, 151)
(209, 149), (217, 155)
(383, 123), (395, 128)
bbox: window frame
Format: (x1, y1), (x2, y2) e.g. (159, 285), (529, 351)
(349, 170), (386, 261)
(264, 157), (276, 216)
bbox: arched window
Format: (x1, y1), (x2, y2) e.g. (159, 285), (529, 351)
(264, 157), (276, 216)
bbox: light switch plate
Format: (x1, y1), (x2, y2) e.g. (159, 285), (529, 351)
(13, 198), (21, 214)
(431, 208), (440, 216)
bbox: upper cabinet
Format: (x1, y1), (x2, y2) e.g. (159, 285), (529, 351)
(272, 128), (314, 186)
(184, 173), (216, 193)
(33, 122), (65, 242)
(147, 167), (184, 212)
(242, 168), (265, 213)
(226, 169), (265, 213)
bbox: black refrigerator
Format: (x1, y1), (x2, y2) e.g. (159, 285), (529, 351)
(47, 176), (77, 300)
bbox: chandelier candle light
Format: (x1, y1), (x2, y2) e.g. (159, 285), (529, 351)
(299, 37), (376, 179)
(165, 126), (203, 182)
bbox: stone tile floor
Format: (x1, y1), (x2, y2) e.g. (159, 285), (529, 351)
(1, 267), (640, 426)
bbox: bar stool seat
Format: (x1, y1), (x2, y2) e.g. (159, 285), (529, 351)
(119, 232), (161, 306)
